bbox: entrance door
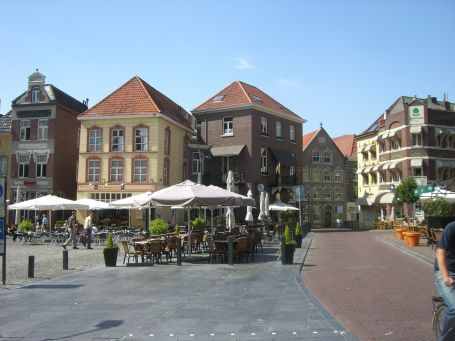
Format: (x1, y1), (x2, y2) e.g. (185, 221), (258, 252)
(324, 209), (332, 228)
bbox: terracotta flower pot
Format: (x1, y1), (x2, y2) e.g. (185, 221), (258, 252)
(402, 232), (409, 245)
(406, 232), (421, 247)
(395, 228), (405, 240)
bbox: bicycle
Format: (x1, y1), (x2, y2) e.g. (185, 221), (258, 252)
(432, 296), (447, 339)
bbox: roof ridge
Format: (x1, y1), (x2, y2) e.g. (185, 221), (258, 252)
(134, 76), (161, 113)
(236, 81), (253, 104)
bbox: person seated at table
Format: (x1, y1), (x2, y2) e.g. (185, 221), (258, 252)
(8, 224), (18, 242)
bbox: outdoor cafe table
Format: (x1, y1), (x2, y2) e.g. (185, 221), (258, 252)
(132, 238), (164, 263)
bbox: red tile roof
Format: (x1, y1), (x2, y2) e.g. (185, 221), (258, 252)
(333, 134), (356, 157)
(79, 76), (192, 129)
(193, 81), (304, 121)
(302, 130), (318, 151)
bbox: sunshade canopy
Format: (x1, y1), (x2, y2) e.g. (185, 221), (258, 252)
(269, 201), (300, 211)
(8, 195), (89, 211)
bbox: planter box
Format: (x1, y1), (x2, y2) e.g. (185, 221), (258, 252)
(295, 235), (303, 248)
(103, 247), (119, 267)
(282, 244), (295, 265)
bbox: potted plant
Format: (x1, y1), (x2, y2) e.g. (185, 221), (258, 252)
(294, 222), (303, 248)
(174, 224), (180, 234)
(282, 225), (297, 265)
(19, 219), (34, 232)
(103, 233), (119, 267)
(191, 215), (206, 231)
(149, 218), (168, 235)
(423, 197), (454, 229)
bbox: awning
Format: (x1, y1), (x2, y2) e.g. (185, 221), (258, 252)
(379, 192), (395, 204)
(370, 191), (388, 204)
(364, 166), (373, 173)
(372, 165), (380, 171)
(410, 159), (423, 167)
(410, 126), (422, 134)
(356, 168), (365, 175)
(269, 148), (296, 166)
(384, 161), (401, 170)
(379, 163), (388, 170)
(210, 144), (245, 157)
(388, 130), (398, 138)
(381, 132), (389, 139)
(355, 197), (370, 206)
(436, 160), (455, 168)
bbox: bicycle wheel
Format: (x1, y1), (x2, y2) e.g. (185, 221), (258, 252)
(433, 302), (447, 339)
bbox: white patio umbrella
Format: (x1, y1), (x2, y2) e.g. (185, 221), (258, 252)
(226, 170), (235, 231)
(245, 189), (254, 222)
(258, 191), (266, 221)
(110, 192), (153, 209)
(8, 195), (89, 232)
(419, 188), (455, 203)
(74, 198), (113, 210)
(142, 180), (254, 258)
(268, 201), (300, 211)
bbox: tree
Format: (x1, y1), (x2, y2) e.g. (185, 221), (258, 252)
(394, 177), (419, 218)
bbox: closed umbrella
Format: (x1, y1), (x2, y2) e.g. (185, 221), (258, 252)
(245, 189), (254, 222)
(264, 192), (270, 220)
(389, 206), (395, 221)
(258, 192), (266, 221)
(226, 170), (235, 231)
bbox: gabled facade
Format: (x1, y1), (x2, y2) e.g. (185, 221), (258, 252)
(77, 76), (193, 217)
(191, 81), (305, 204)
(9, 70), (86, 214)
(356, 94), (455, 227)
(0, 111), (12, 223)
(301, 126), (348, 228)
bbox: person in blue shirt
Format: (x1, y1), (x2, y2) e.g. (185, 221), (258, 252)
(435, 221), (455, 340)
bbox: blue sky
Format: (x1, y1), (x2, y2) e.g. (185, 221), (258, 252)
(1, 0), (454, 137)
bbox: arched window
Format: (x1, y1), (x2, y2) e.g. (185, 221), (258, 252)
(163, 158), (170, 185)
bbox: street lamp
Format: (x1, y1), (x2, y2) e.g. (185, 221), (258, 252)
(191, 130), (203, 184)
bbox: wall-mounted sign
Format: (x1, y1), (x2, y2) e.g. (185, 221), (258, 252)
(257, 184), (264, 192)
(0, 220), (4, 255)
(408, 105), (424, 125)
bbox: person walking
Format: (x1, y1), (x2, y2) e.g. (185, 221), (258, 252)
(434, 221), (455, 340)
(62, 210), (78, 250)
(41, 214), (48, 231)
(84, 212), (94, 249)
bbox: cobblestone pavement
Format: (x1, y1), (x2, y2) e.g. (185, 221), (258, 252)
(0, 236), (106, 288)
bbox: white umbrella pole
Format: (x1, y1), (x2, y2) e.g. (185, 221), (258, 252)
(211, 208), (214, 236)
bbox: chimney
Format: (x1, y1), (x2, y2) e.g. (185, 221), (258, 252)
(443, 92), (450, 110)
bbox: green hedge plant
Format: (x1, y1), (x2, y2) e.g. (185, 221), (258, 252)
(149, 218), (168, 235)
(19, 219), (34, 232)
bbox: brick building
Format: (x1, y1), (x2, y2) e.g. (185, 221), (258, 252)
(191, 81), (305, 208)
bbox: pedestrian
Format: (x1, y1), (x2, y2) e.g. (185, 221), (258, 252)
(434, 221), (455, 340)
(84, 212), (94, 249)
(41, 214), (48, 231)
(62, 210), (79, 250)
(336, 217), (342, 230)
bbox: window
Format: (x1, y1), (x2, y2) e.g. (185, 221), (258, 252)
(362, 174), (368, 186)
(192, 152), (202, 175)
(370, 150), (377, 160)
(323, 170), (331, 182)
(379, 141), (385, 153)
(35, 154), (47, 178)
(379, 172), (385, 183)
(323, 187), (332, 200)
(163, 158), (170, 185)
(37, 120), (48, 140)
(195, 120), (202, 142)
(260, 148), (268, 173)
(0, 156), (7, 175)
(334, 170), (342, 182)
(413, 167), (422, 177)
(312, 187), (321, 200)
(110, 159), (123, 182)
(31, 87), (40, 102)
(88, 128), (102, 152)
(290, 125), (296, 142)
(20, 120), (31, 141)
(312, 205), (320, 222)
(312, 151), (320, 163)
(183, 137), (189, 159)
(133, 159), (147, 182)
(390, 137), (401, 150)
(290, 153), (296, 176)
(18, 154), (30, 178)
(87, 159), (100, 182)
(412, 133), (422, 146)
(182, 162), (187, 181)
(312, 168), (321, 181)
(134, 127), (148, 151)
(213, 94), (225, 102)
(164, 127), (171, 155)
(223, 117), (233, 135)
(302, 167), (310, 181)
(323, 152), (331, 164)
(111, 129), (124, 152)
(260, 117), (268, 135)
(334, 187), (342, 200)
(276, 121), (283, 138)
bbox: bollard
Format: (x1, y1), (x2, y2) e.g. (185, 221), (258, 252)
(281, 237), (286, 265)
(228, 237), (233, 265)
(176, 236), (182, 266)
(28, 255), (34, 278)
(63, 250), (68, 270)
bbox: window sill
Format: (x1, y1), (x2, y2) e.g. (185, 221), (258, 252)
(221, 133), (234, 137)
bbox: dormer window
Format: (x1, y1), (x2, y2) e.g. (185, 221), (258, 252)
(213, 95), (225, 102)
(31, 87), (40, 102)
(251, 95), (262, 102)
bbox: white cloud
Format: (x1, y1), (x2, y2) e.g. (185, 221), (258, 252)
(235, 58), (254, 69)
(278, 78), (300, 87)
